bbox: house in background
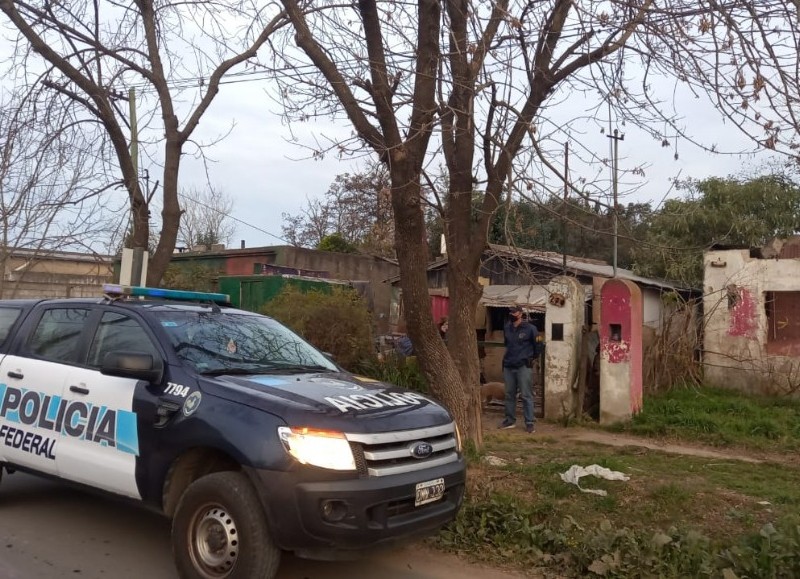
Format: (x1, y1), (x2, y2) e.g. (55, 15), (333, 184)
(704, 237), (800, 395)
(1, 247), (113, 299)
(388, 243), (695, 395)
(390, 243), (692, 332)
(168, 244), (399, 334)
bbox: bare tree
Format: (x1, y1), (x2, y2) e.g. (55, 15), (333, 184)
(645, 2), (800, 160)
(0, 89), (115, 297)
(282, 162), (394, 256)
(178, 187), (236, 250)
(0, 0), (285, 284)
(281, 197), (333, 249)
(272, 0), (798, 444)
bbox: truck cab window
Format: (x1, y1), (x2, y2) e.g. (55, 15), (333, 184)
(88, 312), (160, 368)
(28, 308), (91, 363)
(0, 307), (21, 345)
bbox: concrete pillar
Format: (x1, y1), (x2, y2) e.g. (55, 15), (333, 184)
(599, 279), (643, 425)
(544, 276), (585, 420)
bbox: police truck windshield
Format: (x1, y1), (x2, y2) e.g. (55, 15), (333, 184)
(158, 312), (338, 375)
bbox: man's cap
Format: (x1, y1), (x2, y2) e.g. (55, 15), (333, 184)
(509, 305), (523, 313)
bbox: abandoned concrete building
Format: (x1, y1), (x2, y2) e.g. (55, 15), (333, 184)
(704, 237), (800, 395)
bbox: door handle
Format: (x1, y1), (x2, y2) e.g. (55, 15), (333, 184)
(7, 371), (23, 379)
(70, 385), (90, 395)
(155, 399), (181, 427)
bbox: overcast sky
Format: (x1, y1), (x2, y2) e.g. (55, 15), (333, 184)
(179, 76), (777, 250)
(0, 22), (781, 253)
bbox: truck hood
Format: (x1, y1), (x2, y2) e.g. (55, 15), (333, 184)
(199, 371), (453, 432)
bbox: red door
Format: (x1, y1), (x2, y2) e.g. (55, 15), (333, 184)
(431, 295), (449, 324)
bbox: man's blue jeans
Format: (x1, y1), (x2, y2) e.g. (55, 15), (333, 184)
(503, 365), (534, 426)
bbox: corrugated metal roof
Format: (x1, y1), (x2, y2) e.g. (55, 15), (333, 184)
(486, 244), (686, 292)
(479, 284), (593, 311)
(384, 243), (693, 293)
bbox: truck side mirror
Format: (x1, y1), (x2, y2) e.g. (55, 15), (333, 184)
(101, 351), (164, 384)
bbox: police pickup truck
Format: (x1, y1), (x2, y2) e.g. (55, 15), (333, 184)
(0, 285), (465, 578)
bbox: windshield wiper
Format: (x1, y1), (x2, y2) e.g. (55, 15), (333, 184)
(199, 367), (269, 377)
(200, 363), (333, 376)
(261, 363), (334, 374)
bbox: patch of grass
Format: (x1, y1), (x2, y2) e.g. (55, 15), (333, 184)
(442, 433), (800, 576)
(648, 483), (692, 512)
(485, 434), (800, 535)
(605, 386), (800, 452)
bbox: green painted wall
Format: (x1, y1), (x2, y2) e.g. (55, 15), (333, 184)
(218, 275), (338, 311)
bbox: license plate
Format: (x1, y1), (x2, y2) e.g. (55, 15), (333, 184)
(415, 478), (445, 507)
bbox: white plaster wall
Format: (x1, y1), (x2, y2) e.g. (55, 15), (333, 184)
(642, 289), (663, 329)
(600, 362), (632, 424)
(544, 277), (584, 419)
(704, 249), (800, 394)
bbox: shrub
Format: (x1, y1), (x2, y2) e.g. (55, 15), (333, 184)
(262, 285), (375, 371)
(356, 356), (429, 394)
(161, 263), (221, 292)
(317, 233), (357, 253)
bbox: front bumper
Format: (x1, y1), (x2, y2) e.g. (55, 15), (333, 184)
(247, 457), (466, 558)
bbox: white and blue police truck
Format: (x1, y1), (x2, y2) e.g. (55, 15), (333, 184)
(0, 285), (466, 578)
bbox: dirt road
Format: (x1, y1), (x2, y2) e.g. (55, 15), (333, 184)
(0, 471), (528, 579)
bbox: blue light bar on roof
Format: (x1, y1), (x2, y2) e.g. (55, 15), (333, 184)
(103, 284), (230, 304)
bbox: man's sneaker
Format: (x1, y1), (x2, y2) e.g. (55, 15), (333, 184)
(498, 420), (516, 430)
(525, 423), (535, 434)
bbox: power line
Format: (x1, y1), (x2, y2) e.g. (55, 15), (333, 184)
(177, 190), (287, 245)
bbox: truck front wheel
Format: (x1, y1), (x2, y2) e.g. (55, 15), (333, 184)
(172, 471), (280, 579)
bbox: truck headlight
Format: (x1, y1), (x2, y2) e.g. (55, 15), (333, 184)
(277, 426), (356, 471)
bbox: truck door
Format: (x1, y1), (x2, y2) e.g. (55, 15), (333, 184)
(57, 310), (163, 499)
(0, 306), (91, 476)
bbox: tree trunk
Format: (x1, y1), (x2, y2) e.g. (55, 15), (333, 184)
(446, 264), (484, 446)
(390, 164), (472, 441)
(147, 139), (182, 286)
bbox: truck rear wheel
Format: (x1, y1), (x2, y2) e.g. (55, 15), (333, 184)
(172, 471), (280, 579)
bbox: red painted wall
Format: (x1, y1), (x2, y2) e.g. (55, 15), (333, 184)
(431, 295), (450, 325)
(727, 286), (758, 339)
(600, 279), (643, 414)
(226, 256), (261, 275)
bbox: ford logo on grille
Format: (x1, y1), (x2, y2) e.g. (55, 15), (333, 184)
(409, 441), (433, 459)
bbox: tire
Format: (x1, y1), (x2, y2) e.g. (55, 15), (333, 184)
(172, 471), (280, 579)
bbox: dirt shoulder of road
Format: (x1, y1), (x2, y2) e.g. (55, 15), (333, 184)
(481, 408), (798, 467)
(545, 423), (800, 467)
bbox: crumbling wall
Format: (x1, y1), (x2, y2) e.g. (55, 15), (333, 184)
(704, 248), (800, 395)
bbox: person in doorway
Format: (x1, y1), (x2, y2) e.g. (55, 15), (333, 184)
(499, 306), (539, 433)
(438, 317), (449, 342)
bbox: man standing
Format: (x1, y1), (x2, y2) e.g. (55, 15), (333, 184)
(499, 306), (539, 433)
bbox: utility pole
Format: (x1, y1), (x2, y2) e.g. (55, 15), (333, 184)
(128, 87), (147, 286)
(562, 141), (569, 274)
(607, 129), (624, 277)
(118, 87), (149, 287)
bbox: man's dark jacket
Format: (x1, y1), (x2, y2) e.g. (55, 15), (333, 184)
(503, 320), (539, 368)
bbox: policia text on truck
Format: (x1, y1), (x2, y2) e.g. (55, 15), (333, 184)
(0, 285), (466, 578)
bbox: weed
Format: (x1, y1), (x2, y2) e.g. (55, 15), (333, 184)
(435, 496), (800, 578)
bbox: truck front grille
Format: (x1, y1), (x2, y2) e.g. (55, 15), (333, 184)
(345, 423), (458, 477)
